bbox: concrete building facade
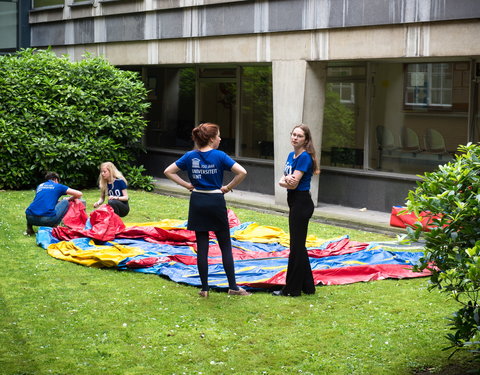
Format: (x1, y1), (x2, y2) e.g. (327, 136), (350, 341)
(12, 0), (480, 211)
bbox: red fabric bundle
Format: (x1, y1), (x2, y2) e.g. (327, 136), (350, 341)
(390, 206), (441, 231)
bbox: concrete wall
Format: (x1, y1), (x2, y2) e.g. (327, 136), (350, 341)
(35, 20), (480, 67)
(30, 0), (480, 47)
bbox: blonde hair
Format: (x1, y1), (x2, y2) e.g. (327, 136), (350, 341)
(292, 124), (320, 175)
(98, 162), (127, 193)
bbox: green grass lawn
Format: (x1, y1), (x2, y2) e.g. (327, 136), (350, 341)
(0, 189), (477, 375)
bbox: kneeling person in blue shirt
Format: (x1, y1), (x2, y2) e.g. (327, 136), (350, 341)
(25, 172), (83, 236)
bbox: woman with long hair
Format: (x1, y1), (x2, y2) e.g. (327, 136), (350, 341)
(93, 161), (130, 217)
(164, 123), (250, 297)
(274, 124), (320, 297)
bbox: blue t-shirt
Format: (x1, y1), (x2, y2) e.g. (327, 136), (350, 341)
(175, 149), (235, 190)
(284, 151), (313, 191)
(108, 179), (128, 198)
(25, 180), (69, 217)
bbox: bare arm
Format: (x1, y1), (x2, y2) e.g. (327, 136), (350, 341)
(221, 163), (247, 193)
(66, 188), (82, 200)
(164, 163), (194, 191)
(93, 190), (106, 208)
(278, 170), (304, 190)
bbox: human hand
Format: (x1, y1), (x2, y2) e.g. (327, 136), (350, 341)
(284, 174), (297, 186)
(221, 185), (232, 194)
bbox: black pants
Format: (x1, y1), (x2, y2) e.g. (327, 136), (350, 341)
(283, 190), (315, 296)
(108, 199), (130, 217)
(195, 229), (238, 292)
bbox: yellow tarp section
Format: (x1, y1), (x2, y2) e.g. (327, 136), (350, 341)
(125, 219), (185, 229)
(47, 240), (144, 268)
(233, 223), (325, 248)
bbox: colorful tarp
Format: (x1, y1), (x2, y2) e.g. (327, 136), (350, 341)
(36, 201), (430, 290)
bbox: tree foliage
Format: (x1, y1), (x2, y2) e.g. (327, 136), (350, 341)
(0, 49), (151, 189)
(406, 143), (480, 357)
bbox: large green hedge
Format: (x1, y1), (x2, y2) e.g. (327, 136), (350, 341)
(0, 49), (151, 189)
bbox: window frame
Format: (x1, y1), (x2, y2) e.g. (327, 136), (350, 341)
(403, 62), (454, 111)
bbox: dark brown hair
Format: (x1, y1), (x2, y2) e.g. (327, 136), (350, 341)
(45, 171), (60, 181)
(192, 123), (219, 148)
(291, 124), (320, 175)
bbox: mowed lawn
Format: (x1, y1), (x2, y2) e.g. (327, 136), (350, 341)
(0, 189), (477, 375)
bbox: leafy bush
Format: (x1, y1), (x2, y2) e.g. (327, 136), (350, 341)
(124, 164), (155, 192)
(0, 49), (151, 189)
(406, 143), (480, 356)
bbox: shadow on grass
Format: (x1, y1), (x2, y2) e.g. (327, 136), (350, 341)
(411, 357), (480, 375)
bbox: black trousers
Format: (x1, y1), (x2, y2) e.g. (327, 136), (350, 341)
(108, 199), (130, 217)
(283, 190), (315, 296)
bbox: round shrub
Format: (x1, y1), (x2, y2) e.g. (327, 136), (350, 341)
(0, 49), (150, 189)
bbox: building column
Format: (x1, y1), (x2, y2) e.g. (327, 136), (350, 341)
(272, 60), (327, 206)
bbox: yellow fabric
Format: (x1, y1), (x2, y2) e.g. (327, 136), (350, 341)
(305, 235), (327, 248)
(233, 223), (325, 248)
(47, 240), (144, 268)
(124, 219), (186, 229)
(233, 223), (289, 245)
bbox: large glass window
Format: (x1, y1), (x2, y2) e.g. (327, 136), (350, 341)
(321, 66), (367, 168)
(144, 65), (273, 159)
(240, 66), (273, 159)
(198, 67), (237, 154)
(144, 67), (196, 150)
(370, 62), (469, 175)
(0, 0), (17, 50)
(322, 62), (470, 175)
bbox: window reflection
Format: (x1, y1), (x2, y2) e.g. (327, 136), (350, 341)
(143, 65), (273, 159)
(240, 66), (273, 159)
(404, 63), (453, 109)
(144, 67), (195, 150)
(321, 66), (366, 168)
(0, 1), (17, 50)
(322, 62), (470, 175)
(371, 62), (468, 174)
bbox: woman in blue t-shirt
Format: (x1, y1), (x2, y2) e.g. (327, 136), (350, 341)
(274, 124), (320, 297)
(164, 123), (250, 298)
(93, 162), (130, 217)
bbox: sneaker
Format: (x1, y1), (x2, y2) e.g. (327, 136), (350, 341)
(198, 290), (209, 298)
(228, 287), (251, 296)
